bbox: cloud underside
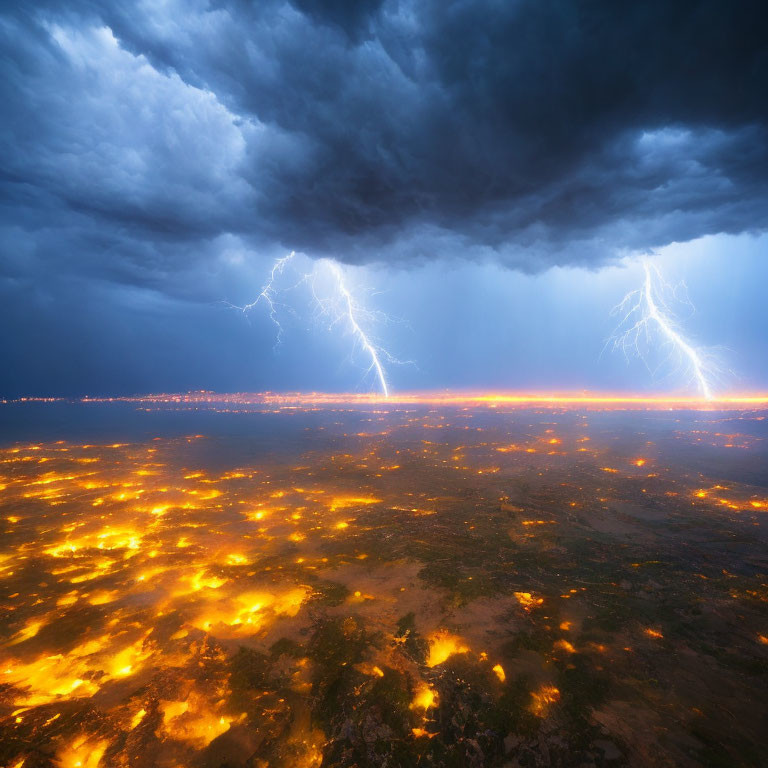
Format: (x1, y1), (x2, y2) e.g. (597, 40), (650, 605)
(2, 0), (768, 294)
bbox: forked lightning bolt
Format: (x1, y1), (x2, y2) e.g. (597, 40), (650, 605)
(234, 253), (404, 395)
(232, 251), (295, 345)
(322, 261), (390, 397)
(608, 259), (716, 399)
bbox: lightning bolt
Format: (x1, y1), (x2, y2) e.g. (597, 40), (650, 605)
(231, 252), (407, 394)
(312, 260), (395, 397)
(608, 259), (717, 399)
(230, 251), (295, 345)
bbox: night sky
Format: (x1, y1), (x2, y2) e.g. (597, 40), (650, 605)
(2, 1), (767, 396)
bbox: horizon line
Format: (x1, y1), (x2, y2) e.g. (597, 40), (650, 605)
(5, 390), (768, 409)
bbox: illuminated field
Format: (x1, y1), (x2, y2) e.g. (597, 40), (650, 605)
(0, 400), (767, 766)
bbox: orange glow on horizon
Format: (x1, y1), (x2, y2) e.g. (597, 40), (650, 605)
(64, 390), (768, 410)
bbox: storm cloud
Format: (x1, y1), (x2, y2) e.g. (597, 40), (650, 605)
(3, 0), (768, 278)
(2, 1), (768, 395)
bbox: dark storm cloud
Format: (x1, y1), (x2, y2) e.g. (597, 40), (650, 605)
(2, 0), (768, 285)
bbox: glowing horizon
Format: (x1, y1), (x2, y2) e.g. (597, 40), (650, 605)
(37, 389), (768, 409)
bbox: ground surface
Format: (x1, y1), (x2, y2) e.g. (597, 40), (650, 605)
(0, 402), (767, 767)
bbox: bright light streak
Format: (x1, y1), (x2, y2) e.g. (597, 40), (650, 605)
(640, 263), (712, 399)
(230, 251), (295, 345)
(608, 259), (718, 399)
(78, 391), (768, 409)
(314, 261), (392, 397)
(229, 252), (406, 394)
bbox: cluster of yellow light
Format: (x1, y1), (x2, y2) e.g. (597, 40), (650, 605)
(410, 683), (438, 711)
(514, 591), (544, 610)
(328, 495), (382, 511)
(157, 693), (242, 747)
(530, 685), (560, 717)
(2, 402), (765, 765)
(692, 485), (768, 513)
(553, 639), (576, 654)
(355, 662), (385, 678)
(189, 588), (307, 637)
(2, 630), (152, 706)
(0, 435), (406, 765)
(57, 735), (109, 768)
(426, 631), (470, 667)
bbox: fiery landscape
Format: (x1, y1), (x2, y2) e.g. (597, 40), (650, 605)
(0, 397), (766, 767)
(4, 0), (768, 764)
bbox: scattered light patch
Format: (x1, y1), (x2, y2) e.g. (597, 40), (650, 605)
(530, 685), (560, 717)
(644, 628), (664, 639)
(8, 619), (46, 645)
(130, 708), (147, 729)
(554, 639), (576, 653)
(56, 734), (109, 768)
(87, 590), (119, 606)
(2, 654), (102, 707)
(189, 587), (308, 635)
(492, 664), (506, 682)
(157, 695), (242, 747)
(426, 631), (470, 667)
(107, 636), (152, 678)
(355, 662), (384, 677)
(56, 593), (80, 607)
(328, 495), (381, 512)
(410, 683), (437, 710)
(182, 571), (228, 593)
(514, 591), (544, 610)
(589, 642), (607, 653)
